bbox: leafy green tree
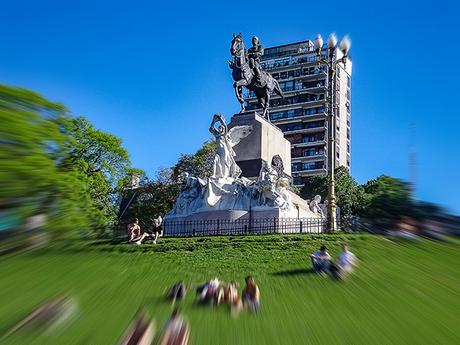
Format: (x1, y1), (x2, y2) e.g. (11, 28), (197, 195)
(59, 116), (139, 237)
(1, 84), (140, 238)
(124, 141), (216, 227)
(299, 166), (363, 220)
(123, 168), (180, 230)
(172, 140), (216, 181)
(359, 175), (414, 225)
(0, 84), (88, 236)
(299, 174), (327, 202)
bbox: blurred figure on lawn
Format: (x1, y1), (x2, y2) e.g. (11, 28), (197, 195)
(128, 216), (164, 245)
(128, 218), (141, 243)
(242, 276), (260, 312)
(118, 308), (155, 345)
(196, 277), (222, 305)
(330, 243), (358, 280)
(159, 307), (189, 345)
(222, 281), (243, 315)
(150, 216), (163, 244)
(167, 281), (187, 303)
(311, 245), (332, 274)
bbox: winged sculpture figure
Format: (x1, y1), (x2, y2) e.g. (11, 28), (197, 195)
(209, 114), (252, 180)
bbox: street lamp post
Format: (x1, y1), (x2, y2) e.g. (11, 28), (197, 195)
(313, 33), (351, 232)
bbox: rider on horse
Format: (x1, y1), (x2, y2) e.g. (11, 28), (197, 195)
(247, 36), (265, 87)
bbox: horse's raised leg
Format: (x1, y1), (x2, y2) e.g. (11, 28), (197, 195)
(234, 80), (248, 113)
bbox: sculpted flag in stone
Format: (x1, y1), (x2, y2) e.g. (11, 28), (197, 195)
(208, 114), (252, 180)
(229, 33), (284, 121)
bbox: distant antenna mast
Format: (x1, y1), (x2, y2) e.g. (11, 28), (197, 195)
(409, 122), (417, 195)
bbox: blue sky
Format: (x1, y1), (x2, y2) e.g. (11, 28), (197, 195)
(1, 0), (459, 214)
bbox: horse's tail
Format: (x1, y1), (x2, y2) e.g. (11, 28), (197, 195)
(273, 78), (284, 99)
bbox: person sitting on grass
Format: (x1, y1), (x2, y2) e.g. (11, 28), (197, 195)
(242, 276), (260, 312)
(131, 216), (164, 245)
(311, 245), (332, 274)
(159, 307), (189, 345)
(331, 243), (357, 279)
(223, 281), (243, 315)
(127, 218), (141, 243)
(150, 216), (163, 244)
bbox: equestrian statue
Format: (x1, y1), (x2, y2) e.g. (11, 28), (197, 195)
(229, 33), (284, 122)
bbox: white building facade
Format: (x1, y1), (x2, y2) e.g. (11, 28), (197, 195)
(244, 39), (352, 186)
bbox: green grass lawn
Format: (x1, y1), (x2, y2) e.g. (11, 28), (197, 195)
(0, 234), (459, 345)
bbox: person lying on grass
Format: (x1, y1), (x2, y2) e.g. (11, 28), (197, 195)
(167, 281), (187, 302)
(242, 275), (260, 312)
(311, 245), (332, 274)
(196, 277), (222, 305)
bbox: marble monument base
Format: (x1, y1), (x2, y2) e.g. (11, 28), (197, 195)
(228, 111), (291, 179)
(163, 193), (324, 236)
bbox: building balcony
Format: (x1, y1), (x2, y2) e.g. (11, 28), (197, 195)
(291, 140), (326, 148)
(272, 113), (326, 125)
(279, 126), (326, 135)
(246, 86), (326, 101)
(251, 99), (325, 113)
(267, 71), (327, 84)
(260, 54), (327, 72)
(291, 154), (325, 162)
(292, 168), (327, 177)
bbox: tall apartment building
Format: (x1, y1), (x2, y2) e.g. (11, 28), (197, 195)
(245, 39), (352, 186)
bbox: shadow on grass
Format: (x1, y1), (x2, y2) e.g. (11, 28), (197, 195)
(271, 268), (315, 276)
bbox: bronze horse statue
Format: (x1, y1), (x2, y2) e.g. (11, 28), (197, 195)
(229, 33), (284, 122)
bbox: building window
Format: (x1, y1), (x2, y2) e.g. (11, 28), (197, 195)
(303, 147), (324, 157)
(302, 161), (324, 171)
(293, 177), (303, 185)
(302, 133), (324, 143)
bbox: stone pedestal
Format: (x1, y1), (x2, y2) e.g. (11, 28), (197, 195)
(228, 111), (291, 179)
